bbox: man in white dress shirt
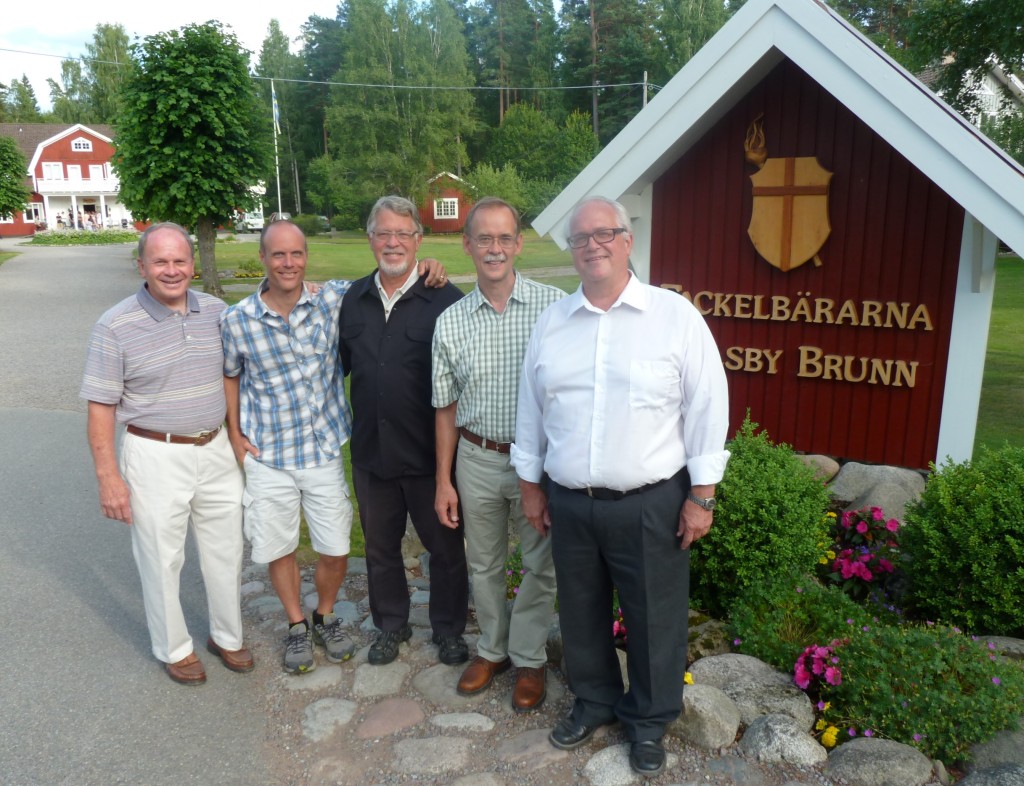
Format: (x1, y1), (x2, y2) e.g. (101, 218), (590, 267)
(511, 196), (731, 776)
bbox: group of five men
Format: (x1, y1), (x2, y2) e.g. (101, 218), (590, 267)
(82, 194), (729, 777)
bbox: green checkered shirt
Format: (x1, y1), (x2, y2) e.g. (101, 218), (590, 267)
(432, 272), (565, 442)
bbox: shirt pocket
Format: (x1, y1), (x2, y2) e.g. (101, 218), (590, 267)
(629, 360), (680, 410)
(310, 323), (330, 356)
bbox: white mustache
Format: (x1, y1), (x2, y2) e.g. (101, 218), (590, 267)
(483, 253), (507, 263)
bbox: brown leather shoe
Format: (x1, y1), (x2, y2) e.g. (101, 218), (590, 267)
(457, 655), (511, 695)
(206, 638), (255, 673)
(165, 652), (206, 685)
(512, 666), (547, 712)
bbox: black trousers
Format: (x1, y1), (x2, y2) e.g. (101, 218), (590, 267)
(353, 467), (468, 635)
(548, 469), (691, 742)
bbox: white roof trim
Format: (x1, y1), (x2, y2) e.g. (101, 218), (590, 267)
(27, 123), (114, 178)
(534, 0), (1024, 259)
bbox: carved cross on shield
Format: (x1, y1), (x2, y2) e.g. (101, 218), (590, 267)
(748, 156), (833, 272)
(743, 117), (833, 272)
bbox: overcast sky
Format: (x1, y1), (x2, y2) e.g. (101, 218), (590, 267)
(1, 1), (341, 112)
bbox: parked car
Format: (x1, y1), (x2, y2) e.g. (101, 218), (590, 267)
(234, 210), (265, 233)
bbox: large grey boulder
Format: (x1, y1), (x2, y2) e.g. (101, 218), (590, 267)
(958, 764), (1024, 786)
(970, 728), (1024, 772)
(668, 682), (741, 749)
(688, 653), (814, 729)
(827, 462), (925, 519)
(738, 713), (827, 766)
(826, 737), (934, 786)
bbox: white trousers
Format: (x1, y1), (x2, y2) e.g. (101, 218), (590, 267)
(120, 429), (244, 663)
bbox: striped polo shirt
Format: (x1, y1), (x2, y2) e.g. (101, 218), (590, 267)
(80, 286), (228, 433)
(432, 272), (565, 443)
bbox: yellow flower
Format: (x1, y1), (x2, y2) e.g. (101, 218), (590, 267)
(819, 556), (829, 564)
(826, 550), (836, 560)
(827, 512), (837, 518)
(822, 726), (839, 748)
(821, 701), (831, 712)
(815, 719), (826, 731)
(684, 672), (694, 685)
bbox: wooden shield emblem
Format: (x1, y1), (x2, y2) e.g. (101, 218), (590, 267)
(748, 156), (832, 272)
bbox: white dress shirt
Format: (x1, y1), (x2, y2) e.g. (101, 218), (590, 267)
(511, 274), (730, 491)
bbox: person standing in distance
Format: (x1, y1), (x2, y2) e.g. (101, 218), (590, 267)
(511, 196), (730, 776)
(433, 197), (565, 711)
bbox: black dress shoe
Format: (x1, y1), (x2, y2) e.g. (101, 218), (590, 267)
(629, 739), (666, 776)
(549, 715), (609, 750)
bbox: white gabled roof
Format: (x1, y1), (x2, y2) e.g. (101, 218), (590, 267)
(27, 123), (115, 175)
(534, 0), (1024, 258)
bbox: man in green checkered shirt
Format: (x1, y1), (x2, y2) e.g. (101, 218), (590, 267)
(432, 197), (565, 712)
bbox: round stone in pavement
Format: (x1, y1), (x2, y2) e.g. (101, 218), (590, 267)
(583, 743), (679, 786)
(393, 736), (473, 775)
(301, 698), (357, 742)
(352, 660), (409, 698)
(355, 697), (425, 739)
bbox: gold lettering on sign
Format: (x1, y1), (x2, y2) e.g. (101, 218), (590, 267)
(668, 287), (934, 332)
(797, 346), (918, 387)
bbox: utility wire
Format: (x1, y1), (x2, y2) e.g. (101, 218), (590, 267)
(1, 45), (663, 94)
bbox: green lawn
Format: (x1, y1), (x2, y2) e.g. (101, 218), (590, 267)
(974, 255), (1024, 452)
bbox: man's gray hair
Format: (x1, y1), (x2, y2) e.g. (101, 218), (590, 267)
(464, 197), (521, 237)
(137, 222), (194, 260)
(567, 196), (633, 237)
(367, 195), (423, 235)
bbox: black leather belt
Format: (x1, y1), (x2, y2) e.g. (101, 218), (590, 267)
(572, 475), (672, 501)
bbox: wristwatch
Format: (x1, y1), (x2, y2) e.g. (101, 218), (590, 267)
(687, 492), (717, 512)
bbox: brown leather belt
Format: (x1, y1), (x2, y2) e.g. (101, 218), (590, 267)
(459, 427), (511, 454)
(126, 424), (222, 446)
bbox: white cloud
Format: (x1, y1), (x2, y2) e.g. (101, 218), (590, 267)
(0, 1), (339, 111)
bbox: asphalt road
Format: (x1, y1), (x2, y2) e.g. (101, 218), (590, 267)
(0, 239), (275, 786)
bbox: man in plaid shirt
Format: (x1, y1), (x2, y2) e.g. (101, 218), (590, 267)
(222, 219), (445, 674)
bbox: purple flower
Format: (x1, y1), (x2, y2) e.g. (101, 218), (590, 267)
(913, 733), (922, 742)
(733, 638), (742, 646)
(864, 729), (874, 737)
(848, 727), (857, 737)
(993, 677), (1002, 686)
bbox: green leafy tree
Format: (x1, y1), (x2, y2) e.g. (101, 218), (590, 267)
(114, 22), (271, 295)
(84, 24), (131, 122)
(257, 20), (306, 215)
(559, 0), (662, 144)
(8, 76), (43, 122)
(982, 111), (1024, 165)
(324, 0), (475, 207)
(463, 162), (529, 216)
(486, 102), (560, 180)
(48, 60), (93, 123)
(0, 136), (31, 220)
(657, 0), (729, 75)
(555, 108), (599, 183)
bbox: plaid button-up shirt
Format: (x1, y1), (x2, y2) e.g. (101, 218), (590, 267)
(432, 272), (565, 443)
(222, 279), (353, 470)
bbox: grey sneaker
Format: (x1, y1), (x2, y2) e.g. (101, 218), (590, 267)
(283, 622), (315, 674)
(313, 612), (356, 663)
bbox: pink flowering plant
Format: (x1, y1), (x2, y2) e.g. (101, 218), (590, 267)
(794, 640), (845, 691)
(820, 507), (901, 602)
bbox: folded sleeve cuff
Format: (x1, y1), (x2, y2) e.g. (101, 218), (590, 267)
(510, 443), (544, 484)
(686, 449), (731, 487)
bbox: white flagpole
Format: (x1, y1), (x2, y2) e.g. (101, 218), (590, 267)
(272, 79), (283, 215)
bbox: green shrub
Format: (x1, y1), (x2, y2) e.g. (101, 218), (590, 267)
(234, 258), (264, 279)
(902, 445), (1024, 636)
(819, 622), (1024, 763)
(729, 569), (871, 672)
(29, 229), (138, 246)
(292, 214), (322, 236)
(691, 415), (831, 617)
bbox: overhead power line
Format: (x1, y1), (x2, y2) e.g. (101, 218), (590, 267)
(1, 45), (663, 94)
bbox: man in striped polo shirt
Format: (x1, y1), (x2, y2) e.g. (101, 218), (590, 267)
(432, 197), (565, 711)
(82, 222), (252, 685)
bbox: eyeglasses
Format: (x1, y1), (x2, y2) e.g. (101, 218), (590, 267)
(469, 234), (518, 249)
(566, 227), (629, 249)
(372, 230), (420, 242)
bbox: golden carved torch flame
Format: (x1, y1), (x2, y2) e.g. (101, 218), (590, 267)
(745, 114), (767, 169)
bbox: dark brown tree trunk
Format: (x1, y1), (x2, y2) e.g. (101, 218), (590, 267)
(195, 217), (222, 297)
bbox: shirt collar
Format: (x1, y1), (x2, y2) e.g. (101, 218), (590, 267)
(374, 264), (420, 300)
(466, 270), (525, 313)
(567, 271), (647, 315)
(251, 277), (312, 317)
(137, 284), (200, 321)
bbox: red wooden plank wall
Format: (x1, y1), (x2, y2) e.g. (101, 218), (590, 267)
(651, 59), (964, 469)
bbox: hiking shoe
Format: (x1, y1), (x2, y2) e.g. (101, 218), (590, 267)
(432, 632), (469, 665)
(283, 622), (315, 674)
(313, 612), (356, 663)
(368, 624), (413, 665)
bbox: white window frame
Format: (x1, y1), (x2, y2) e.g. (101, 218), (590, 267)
(23, 203), (43, 223)
(71, 137), (93, 152)
(42, 162), (63, 180)
(67, 165), (82, 180)
(89, 164), (104, 181)
(434, 198), (459, 220)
